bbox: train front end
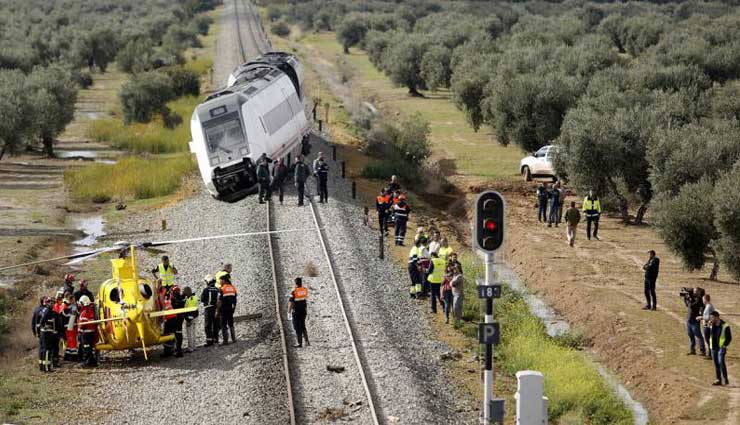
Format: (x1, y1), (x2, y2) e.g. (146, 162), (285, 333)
(190, 93), (255, 199)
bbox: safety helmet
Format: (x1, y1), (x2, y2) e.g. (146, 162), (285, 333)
(55, 290), (64, 298)
(79, 295), (91, 306)
(64, 273), (75, 282)
(204, 274), (214, 284)
(79, 279), (88, 287)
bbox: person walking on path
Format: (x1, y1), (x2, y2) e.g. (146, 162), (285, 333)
(536, 183), (549, 223)
(312, 151), (324, 189)
(183, 286), (199, 353)
(564, 201), (580, 247)
(272, 158), (288, 205)
(548, 182), (561, 227)
(316, 157), (329, 203)
(582, 190), (601, 240)
(219, 274), (237, 346)
(256, 157), (271, 204)
(642, 250), (660, 311)
(288, 277), (310, 348)
(709, 311), (732, 385)
(376, 189), (392, 236)
(392, 198), (410, 246)
(686, 288), (706, 356)
(294, 155), (310, 206)
(700, 294), (716, 360)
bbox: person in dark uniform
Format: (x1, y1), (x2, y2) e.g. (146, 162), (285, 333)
(200, 275), (220, 346)
(294, 156), (310, 206)
(272, 158), (288, 205)
(387, 175), (400, 194)
(288, 277), (310, 348)
(709, 311), (732, 386)
(642, 250), (660, 311)
(31, 297), (50, 371)
(219, 274), (238, 345)
(376, 189), (392, 236)
(316, 158), (329, 203)
(392, 198), (410, 246)
(257, 156), (271, 204)
(73, 279), (94, 303)
(161, 286), (178, 358)
(171, 286), (185, 357)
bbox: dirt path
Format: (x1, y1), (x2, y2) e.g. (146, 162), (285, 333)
(498, 183), (740, 424)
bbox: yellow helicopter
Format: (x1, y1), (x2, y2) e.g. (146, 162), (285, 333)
(0, 228), (313, 360)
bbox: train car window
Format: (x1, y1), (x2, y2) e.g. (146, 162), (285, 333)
(109, 288), (123, 303)
(209, 106), (227, 117)
(139, 284), (153, 299)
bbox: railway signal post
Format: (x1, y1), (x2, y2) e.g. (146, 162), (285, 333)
(474, 190), (506, 424)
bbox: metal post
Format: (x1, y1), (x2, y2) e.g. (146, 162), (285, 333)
(332, 145), (337, 161)
(318, 120), (323, 132)
(484, 252), (495, 423)
(162, 219), (167, 231)
(352, 181), (356, 199)
(341, 161), (346, 178)
(379, 234), (384, 259)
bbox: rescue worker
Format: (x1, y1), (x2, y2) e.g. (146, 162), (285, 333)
(438, 238), (453, 261)
(408, 255), (423, 299)
(288, 277), (310, 348)
(272, 158), (288, 205)
(38, 301), (62, 372)
(62, 273), (75, 295)
(257, 156), (271, 204)
(62, 293), (78, 361)
(50, 291), (65, 367)
(160, 286), (178, 358)
(73, 279), (94, 303)
(294, 155), (310, 206)
(375, 189), (392, 236)
(393, 198), (410, 246)
(387, 175), (400, 194)
(582, 190), (601, 240)
(316, 157), (329, 203)
(200, 275), (220, 346)
(709, 311), (732, 386)
(548, 182), (561, 228)
(77, 295), (98, 367)
(219, 274), (237, 346)
(152, 255), (178, 289)
(427, 252), (446, 314)
(183, 286), (199, 353)
(215, 263), (232, 289)
(417, 236), (431, 297)
(171, 286), (185, 357)
(31, 297), (50, 371)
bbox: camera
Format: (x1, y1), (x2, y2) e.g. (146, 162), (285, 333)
(679, 287), (693, 298)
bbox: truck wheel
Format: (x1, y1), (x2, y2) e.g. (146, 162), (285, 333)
(522, 166), (532, 182)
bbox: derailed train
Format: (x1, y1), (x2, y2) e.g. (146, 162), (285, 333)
(189, 52), (310, 199)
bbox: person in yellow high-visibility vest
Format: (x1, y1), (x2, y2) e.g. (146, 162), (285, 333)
(151, 255), (177, 289)
(438, 238), (453, 261)
(215, 264), (232, 289)
(709, 311), (732, 386)
(582, 190), (602, 240)
(427, 252), (446, 314)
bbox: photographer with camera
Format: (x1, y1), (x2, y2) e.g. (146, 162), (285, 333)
(642, 250), (659, 310)
(681, 287), (706, 356)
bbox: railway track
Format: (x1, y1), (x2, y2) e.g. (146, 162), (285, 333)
(233, 2), (381, 421)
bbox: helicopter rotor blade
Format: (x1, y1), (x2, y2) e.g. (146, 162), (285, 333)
(142, 227), (318, 248)
(0, 245), (123, 273)
(64, 246), (122, 266)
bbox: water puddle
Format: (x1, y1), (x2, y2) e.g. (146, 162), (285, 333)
(70, 214), (106, 254)
(95, 159), (117, 165)
(58, 150), (99, 160)
(494, 261), (648, 425)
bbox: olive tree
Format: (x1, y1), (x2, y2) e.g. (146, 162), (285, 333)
(420, 45), (451, 91)
(713, 163), (740, 281)
(337, 13), (368, 54)
(120, 71), (174, 124)
(26, 65), (77, 157)
(383, 34), (428, 96)
(0, 69), (33, 160)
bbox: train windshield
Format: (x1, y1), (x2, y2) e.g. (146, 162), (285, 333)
(205, 118), (247, 154)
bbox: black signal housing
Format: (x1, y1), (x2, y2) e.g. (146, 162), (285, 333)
(474, 191), (505, 253)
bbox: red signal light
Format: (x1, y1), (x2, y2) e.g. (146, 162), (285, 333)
(484, 219), (497, 231)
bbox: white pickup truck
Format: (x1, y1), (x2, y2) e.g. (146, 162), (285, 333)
(519, 145), (558, 181)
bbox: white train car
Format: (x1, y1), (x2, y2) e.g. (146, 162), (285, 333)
(190, 53), (310, 199)
(227, 51), (304, 96)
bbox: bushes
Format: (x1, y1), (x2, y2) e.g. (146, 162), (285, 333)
(361, 113), (431, 185)
(271, 21), (290, 37)
(120, 71), (175, 124)
(163, 67), (201, 97)
(64, 155), (196, 202)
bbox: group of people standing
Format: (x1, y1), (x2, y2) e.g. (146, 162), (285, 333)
(407, 228), (464, 325)
(375, 175), (411, 246)
(254, 148), (330, 207)
(30, 274), (97, 372)
(535, 181), (602, 246)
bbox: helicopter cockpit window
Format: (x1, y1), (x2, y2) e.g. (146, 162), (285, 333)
(109, 288), (123, 303)
(139, 283), (153, 299)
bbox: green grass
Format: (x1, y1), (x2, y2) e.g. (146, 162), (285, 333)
(87, 95), (199, 154)
(298, 32), (523, 180)
(64, 154), (196, 202)
(457, 252), (633, 424)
